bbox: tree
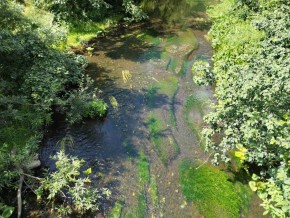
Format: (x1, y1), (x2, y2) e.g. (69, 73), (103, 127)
(193, 0), (290, 216)
(0, 1), (107, 216)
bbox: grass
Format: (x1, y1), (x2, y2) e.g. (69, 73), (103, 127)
(66, 18), (120, 47)
(149, 176), (159, 207)
(109, 201), (124, 218)
(147, 112), (179, 164)
(124, 191), (147, 218)
(138, 151), (150, 185)
(179, 160), (251, 218)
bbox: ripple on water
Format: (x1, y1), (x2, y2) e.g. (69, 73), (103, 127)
(41, 118), (124, 171)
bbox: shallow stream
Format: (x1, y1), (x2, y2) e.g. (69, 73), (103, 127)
(39, 1), (265, 217)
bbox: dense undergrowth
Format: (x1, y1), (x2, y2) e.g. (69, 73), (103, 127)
(192, 0), (290, 216)
(0, 0), (137, 216)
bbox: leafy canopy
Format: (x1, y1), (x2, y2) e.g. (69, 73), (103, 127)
(193, 0), (290, 216)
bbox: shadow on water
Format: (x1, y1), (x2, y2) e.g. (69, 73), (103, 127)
(40, 56), (171, 213)
(39, 5), (213, 216)
(88, 22), (167, 63)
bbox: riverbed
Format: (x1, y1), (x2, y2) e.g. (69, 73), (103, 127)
(39, 1), (266, 217)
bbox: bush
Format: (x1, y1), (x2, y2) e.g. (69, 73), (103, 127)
(0, 1), (107, 212)
(83, 99), (108, 118)
(202, 0), (290, 216)
(33, 0), (110, 21)
(36, 151), (111, 216)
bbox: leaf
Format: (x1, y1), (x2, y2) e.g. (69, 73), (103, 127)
(83, 168), (92, 175)
(122, 70), (132, 83)
(249, 181), (257, 192)
(235, 151), (246, 161)
(2, 207), (14, 218)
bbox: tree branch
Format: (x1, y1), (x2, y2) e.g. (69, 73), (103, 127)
(17, 169), (24, 218)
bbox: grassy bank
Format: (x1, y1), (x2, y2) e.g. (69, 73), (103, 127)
(179, 160), (251, 218)
(67, 18), (120, 47)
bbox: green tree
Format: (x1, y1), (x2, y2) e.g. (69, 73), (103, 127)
(193, 0), (290, 216)
(0, 1), (107, 215)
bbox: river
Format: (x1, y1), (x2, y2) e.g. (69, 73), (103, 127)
(39, 1), (265, 217)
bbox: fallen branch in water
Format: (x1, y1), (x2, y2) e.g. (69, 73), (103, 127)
(17, 158), (41, 218)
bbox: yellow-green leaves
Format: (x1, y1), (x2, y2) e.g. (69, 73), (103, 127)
(234, 144), (247, 162)
(83, 168), (92, 175)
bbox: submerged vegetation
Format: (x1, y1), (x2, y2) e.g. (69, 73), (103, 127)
(184, 93), (209, 147)
(147, 112), (179, 164)
(145, 76), (179, 126)
(179, 160), (251, 218)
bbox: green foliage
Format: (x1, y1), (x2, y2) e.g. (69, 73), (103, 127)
(0, 0), (101, 125)
(0, 0), (107, 209)
(138, 151), (150, 185)
(123, 0), (148, 23)
(109, 201), (124, 218)
(83, 99), (108, 118)
(0, 203), (14, 218)
(202, 0), (290, 216)
(33, 0), (147, 24)
(0, 128), (42, 190)
(67, 18), (119, 47)
(141, 0), (214, 25)
(36, 151), (111, 216)
(179, 160), (249, 218)
(192, 60), (213, 86)
(33, 0), (110, 21)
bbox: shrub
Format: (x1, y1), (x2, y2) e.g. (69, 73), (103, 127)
(83, 99), (108, 118)
(201, 0), (290, 216)
(36, 151), (111, 216)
